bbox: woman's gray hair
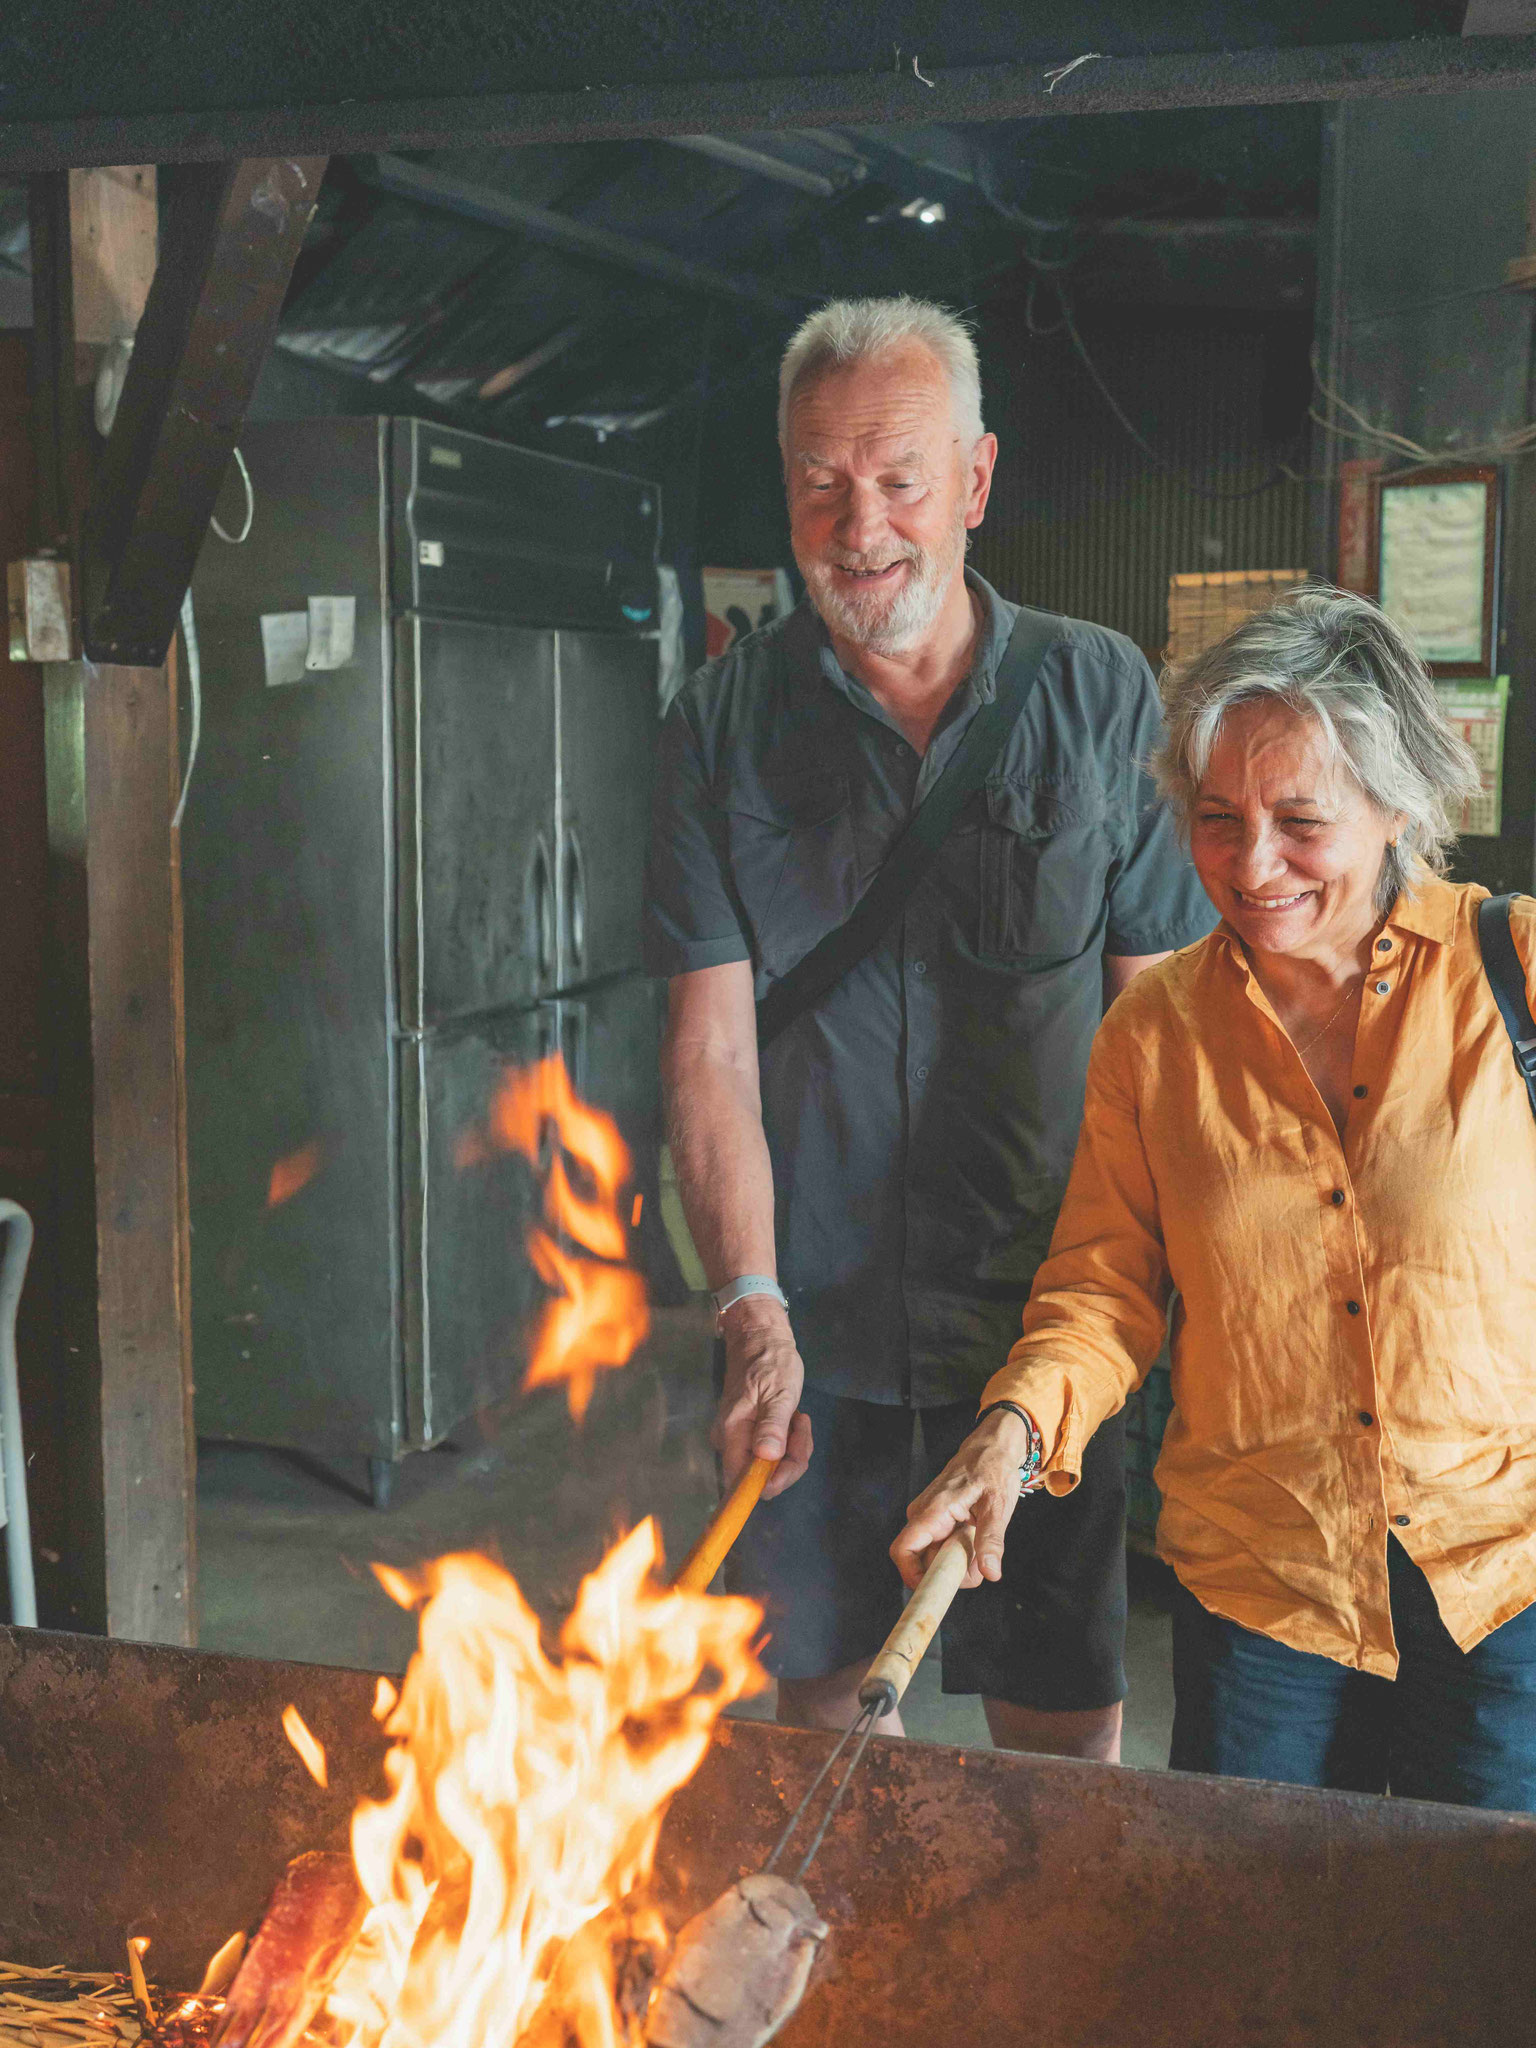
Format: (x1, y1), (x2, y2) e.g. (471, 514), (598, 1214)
(1154, 584), (1482, 916)
(777, 296), (985, 452)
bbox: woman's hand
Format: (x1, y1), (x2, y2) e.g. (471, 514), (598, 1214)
(890, 1409), (1033, 1590)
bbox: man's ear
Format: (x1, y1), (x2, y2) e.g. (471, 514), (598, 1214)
(966, 433), (999, 527)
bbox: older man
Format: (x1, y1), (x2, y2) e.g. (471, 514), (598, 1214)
(645, 297), (1212, 1759)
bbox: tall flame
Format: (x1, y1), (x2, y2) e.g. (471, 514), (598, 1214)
(466, 1055), (650, 1421)
(325, 1529), (763, 2048)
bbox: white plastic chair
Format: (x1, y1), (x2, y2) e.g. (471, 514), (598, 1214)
(0, 1199), (38, 1627)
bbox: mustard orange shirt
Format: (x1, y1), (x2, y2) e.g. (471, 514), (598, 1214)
(984, 875), (1536, 1676)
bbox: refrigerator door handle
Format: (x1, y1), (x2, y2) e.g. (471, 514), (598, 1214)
(531, 837), (556, 985)
(564, 827), (588, 979)
(560, 998), (588, 1099)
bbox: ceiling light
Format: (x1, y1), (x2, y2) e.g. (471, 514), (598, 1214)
(899, 197), (946, 226)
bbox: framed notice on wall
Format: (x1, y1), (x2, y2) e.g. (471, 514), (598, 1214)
(1376, 465), (1499, 676)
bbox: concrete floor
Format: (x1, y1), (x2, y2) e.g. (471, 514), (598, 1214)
(197, 1300), (1177, 1771)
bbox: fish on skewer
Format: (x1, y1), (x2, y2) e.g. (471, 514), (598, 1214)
(644, 1530), (975, 2048)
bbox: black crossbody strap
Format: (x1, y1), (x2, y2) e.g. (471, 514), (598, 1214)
(1476, 894), (1536, 1120)
(756, 606), (1064, 1050)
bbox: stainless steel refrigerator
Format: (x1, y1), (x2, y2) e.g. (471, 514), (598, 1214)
(181, 417), (665, 1499)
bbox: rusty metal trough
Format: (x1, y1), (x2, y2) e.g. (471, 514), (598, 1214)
(2, 1624), (1534, 2046)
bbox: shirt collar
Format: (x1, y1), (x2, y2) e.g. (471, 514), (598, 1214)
(1382, 867), (1459, 945)
(810, 566), (1014, 710)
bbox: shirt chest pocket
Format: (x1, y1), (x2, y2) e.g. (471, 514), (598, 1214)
(979, 777), (1112, 960)
(723, 770), (856, 974)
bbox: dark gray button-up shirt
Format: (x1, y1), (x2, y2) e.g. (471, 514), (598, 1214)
(645, 570), (1214, 1406)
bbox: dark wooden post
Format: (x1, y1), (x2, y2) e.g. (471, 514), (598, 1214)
(43, 648), (196, 1639)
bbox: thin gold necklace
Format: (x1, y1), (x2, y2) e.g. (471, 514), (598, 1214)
(1294, 976), (1362, 1057)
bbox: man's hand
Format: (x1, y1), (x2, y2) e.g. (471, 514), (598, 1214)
(890, 1408), (1032, 1590)
(713, 1297), (813, 1499)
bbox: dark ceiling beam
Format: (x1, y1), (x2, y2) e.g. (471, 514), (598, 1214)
(359, 154), (802, 319)
(82, 157), (326, 665)
(3, 33), (1536, 173)
(665, 134), (855, 198)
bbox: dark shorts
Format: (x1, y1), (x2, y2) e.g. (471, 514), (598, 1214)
(720, 1378), (1128, 1712)
(1169, 1537), (1536, 1810)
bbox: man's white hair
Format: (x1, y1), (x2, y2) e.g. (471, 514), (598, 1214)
(777, 296), (985, 451)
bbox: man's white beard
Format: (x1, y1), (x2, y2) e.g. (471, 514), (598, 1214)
(801, 512), (968, 655)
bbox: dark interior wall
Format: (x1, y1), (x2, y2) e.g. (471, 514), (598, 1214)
(1314, 88), (1536, 895)
(974, 302), (1313, 659)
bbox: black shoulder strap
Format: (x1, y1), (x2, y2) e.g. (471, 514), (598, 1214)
(1476, 893), (1536, 1120)
(756, 606), (1064, 1049)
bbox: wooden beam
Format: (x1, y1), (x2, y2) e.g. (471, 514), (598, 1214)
(4, 32), (1536, 173)
(68, 165), (156, 351)
(81, 156), (325, 666)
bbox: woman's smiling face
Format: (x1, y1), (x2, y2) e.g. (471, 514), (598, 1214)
(1190, 699), (1404, 960)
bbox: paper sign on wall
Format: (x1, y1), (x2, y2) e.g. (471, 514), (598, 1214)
(1434, 674), (1508, 838)
(260, 596), (357, 686)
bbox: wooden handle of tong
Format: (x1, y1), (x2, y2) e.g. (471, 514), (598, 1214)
(859, 1528), (974, 1714)
(673, 1456), (777, 1592)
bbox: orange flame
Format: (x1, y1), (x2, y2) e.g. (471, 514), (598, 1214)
(465, 1056), (649, 1421)
(323, 1526), (762, 2048)
(268, 1140), (325, 1208)
(282, 1703), (329, 1788)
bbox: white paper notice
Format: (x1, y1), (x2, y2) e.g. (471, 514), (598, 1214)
(1378, 480), (1490, 665)
(305, 594), (356, 671)
(260, 610), (309, 688)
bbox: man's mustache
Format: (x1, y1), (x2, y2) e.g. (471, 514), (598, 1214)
(818, 547), (924, 574)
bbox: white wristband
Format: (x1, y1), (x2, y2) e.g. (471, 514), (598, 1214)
(712, 1275), (789, 1326)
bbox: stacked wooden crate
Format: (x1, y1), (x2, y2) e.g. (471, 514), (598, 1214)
(1166, 568), (1309, 665)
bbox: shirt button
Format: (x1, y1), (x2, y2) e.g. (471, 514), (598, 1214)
(1358, 1410), (1374, 1427)
(1393, 1514), (1411, 1527)
(1376, 938), (1392, 953)
(912, 960), (927, 976)
(1374, 980), (1391, 995)
(914, 1064), (929, 1082)
(1346, 1299), (1361, 1316)
(1331, 1189), (1345, 1206)
(1353, 1084), (1368, 1099)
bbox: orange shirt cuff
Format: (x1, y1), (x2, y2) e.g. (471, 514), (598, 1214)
(980, 1357), (1085, 1494)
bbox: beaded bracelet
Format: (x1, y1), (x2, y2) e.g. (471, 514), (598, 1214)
(975, 1399), (1048, 1496)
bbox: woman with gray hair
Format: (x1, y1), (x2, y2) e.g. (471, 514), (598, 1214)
(893, 584), (1536, 1808)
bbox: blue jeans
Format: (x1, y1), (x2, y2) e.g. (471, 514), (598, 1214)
(1169, 1537), (1536, 1810)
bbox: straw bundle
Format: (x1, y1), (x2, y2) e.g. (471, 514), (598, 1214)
(0, 1957), (222, 2048)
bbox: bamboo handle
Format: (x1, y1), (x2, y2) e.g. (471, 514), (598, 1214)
(859, 1529), (974, 1713)
(673, 1456), (776, 1592)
